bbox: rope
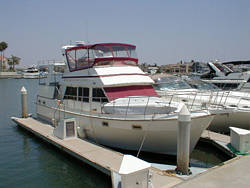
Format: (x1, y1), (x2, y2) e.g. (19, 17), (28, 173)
(136, 115), (154, 157)
(136, 129), (148, 157)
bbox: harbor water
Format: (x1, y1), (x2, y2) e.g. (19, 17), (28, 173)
(0, 79), (111, 188)
(0, 78), (230, 187)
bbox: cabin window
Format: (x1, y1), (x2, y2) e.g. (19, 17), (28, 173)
(64, 87), (77, 100)
(67, 50), (76, 70)
(92, 88), (108, 103)
(78, 87), (89, 102)
(66, 49), (95, 71)
(75, 49), (89, 69)
(214, 83), (239, 90)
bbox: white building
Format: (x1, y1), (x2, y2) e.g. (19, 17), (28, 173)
(0, 56), (8, 71)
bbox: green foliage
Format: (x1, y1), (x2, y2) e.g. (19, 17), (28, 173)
(0, 41), (8, 52)
(8, 55), (21, 70)
(0, 41), (8, 71)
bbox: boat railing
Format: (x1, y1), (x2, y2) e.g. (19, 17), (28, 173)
(158, 89), (250, 110)
(38, 89), (250, 122)
(38, 94), (210, 121)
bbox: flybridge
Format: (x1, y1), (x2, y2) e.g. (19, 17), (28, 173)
(62, 43), (138, 72)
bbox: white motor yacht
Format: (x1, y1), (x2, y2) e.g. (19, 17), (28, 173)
(154, 76), (250, 133)
(201, 61), (250, 91)
(36, 42), (213, 155)
(22, 67), (40, 78)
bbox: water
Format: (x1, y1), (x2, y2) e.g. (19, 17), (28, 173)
(0, 79), (111, 188)
(0, 79), (231, 187)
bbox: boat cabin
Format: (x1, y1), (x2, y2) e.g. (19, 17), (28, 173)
(49, 43), (158, 113)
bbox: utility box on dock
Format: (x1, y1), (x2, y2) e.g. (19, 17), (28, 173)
(53, 118), (77, 139)
(111, 155), (151, 188)
(230, 127), (250, 153)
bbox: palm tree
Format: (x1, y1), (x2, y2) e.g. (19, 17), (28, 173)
(8, 55), (21, 71)
(0, 41), (8, 71)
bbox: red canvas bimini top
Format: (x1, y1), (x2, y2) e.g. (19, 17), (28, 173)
(104, 85), (158, 101)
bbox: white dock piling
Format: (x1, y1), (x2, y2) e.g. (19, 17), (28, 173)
(21, 86), (28, 118)
(176, 104), (191, 175)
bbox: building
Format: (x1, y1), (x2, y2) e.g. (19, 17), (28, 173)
(160, 62), (191, 74)
(0, 56), (8, 71)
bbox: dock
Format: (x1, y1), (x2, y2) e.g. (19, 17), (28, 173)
(12, 117), (250, 188)
(12, 117), (182, 188)
(174, 155), (250, 188)
(201, 130), (230, 143)
(0, 71), (22, 78)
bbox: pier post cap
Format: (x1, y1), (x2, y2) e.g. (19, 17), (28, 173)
(21, 86), (27, 94)
(118, 155), (151, 175)
(178, 104), (191, 122)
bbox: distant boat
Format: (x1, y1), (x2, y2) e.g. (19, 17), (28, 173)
(22, 67), (40, 79)
(201, 61), (250, 91)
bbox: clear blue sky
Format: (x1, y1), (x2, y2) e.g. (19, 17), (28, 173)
(1, 0), (250, 67)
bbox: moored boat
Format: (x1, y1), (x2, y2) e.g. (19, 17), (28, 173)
(36, 42), (214, 155)
(201, 61), (250, 90)
(22, 67), (40, 78)
(153, 75), (250, 133)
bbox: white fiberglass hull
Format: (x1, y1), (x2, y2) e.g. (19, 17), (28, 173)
(22, 73), (40, 79)
(158, 91), (250, 133)
(209, 110), (250, 133)
(37, 104), (213, 155)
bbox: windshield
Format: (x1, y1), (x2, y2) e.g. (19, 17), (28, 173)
(93, 45), (137, 58)
(66, 44), (137, 71)
(185, 79), (219, 90)
(155, 77), (192, 90)
(214, 63), (232, 73)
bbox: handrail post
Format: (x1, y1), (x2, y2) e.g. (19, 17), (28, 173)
(125, 97), (131, 119)
(190, 92), (197, 111)
(143, 97), (150, 119)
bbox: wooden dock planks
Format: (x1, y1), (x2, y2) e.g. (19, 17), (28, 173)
(12, 117), (182, 188)
(11, 117), (123, 174)
(201, 130), (230, 143)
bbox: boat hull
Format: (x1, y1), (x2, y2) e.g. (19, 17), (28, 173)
(37, 104), (213, 155)
(209, 110), (250, 133)
(159, 93), (250, 133)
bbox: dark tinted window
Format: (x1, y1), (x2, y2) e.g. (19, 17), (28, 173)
(92, 88), (108, 103)
(78, 87), (89, 102)
(64, 87), (77, 100)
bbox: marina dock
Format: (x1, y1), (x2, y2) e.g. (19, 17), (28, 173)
(0, 71), (22, 78)
(11, 117), (182, 188)
(11, 116), (250, 188)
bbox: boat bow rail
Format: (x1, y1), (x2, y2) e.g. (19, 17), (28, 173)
(157, 89), (250, 112)
(36, 95), (211, 121)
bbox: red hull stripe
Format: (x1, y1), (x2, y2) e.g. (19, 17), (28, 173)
(104, 85), (158, 101)
(62, 73), (149, 79)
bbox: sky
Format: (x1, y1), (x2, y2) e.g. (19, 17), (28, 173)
(1, 0), (250, 67)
